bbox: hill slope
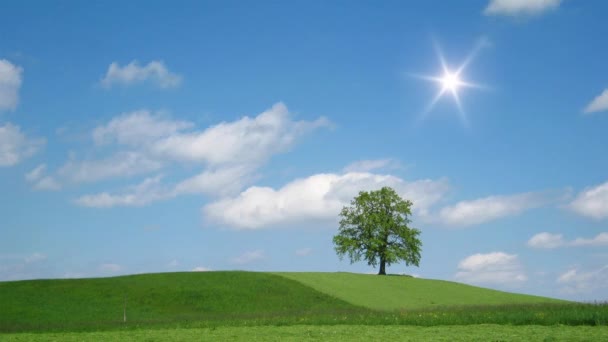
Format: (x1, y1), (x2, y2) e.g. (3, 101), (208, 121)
(277, 272), (564, 311)
(0, 271), (361, 332)
(1, 271), (568, 332)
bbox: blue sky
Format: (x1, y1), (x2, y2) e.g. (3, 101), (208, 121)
(1, 0), (607, 301)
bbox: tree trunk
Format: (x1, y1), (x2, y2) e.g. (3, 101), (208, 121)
(378, 257), (386, 275)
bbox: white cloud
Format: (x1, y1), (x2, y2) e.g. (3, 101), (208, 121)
(58, 151), (163, 183)
(33, 176), (61, 191)
(62, 272), (86, 279)
(99, 263), (122, 273)
(437, 192), (549, 227)
(93, 110), (193, 146)
(394, 178), (450, 217)
(0, 59), (22, 111)
(455, 252), (527, 285)
(343, 159), (401, 173)
(56, 110), (185, 184)
(168, 259), (179, 267)
(568, 181), (608, 220)
(0, 123), (45, 167)
(527, 232), (565, 249)
(174, 165), (256, 197)
(295, 248), (312, 256)
(25, 164), (61, 191)
(192, 266), (212, 272)
(484, 0), (561, 16)
(583, 89), (608, 114)
(557, 265), (608, 295)
(56, 103), (328, 202)
(204, 172), (449, 229)
(529, 232), (608, 248)
(75, 175), (171, 208)
(150, 102), (330, 166)
(89, 103), (328, 168)
(231, 250), (265, 265)
(557, 269), (577, 283)
(100, 60), (182, 89)
(571, 233), (608, 247)
(25, 164), (46, 182)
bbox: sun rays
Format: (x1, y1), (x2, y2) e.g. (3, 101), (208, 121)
(413, 37), (488, 126)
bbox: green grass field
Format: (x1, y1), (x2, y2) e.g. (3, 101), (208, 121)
(3, 325), (607, 341)
(0, 271), (361, 332)
(277, 272), (563, 310)
(1, 271), (606, 340)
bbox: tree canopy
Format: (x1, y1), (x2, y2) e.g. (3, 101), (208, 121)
(333, 186), (422, 275)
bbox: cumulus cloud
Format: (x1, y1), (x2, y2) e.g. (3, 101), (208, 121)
(0, 59), (22, 111)
(557, 265), (608, 295)
(571, 233), (608, 247)
(204, 172), (449, 229)
(528, 232), (608, 248)
(568, 181), (608, 220)
(0, 62), (45, 169)
(455, 252), (527, 285)
(583, 89), (608, 114)
(58, 151), (163, 183)
(56, 110), (187, 185)
(343, 159), (401, 173)
(527, 232), (565, 249)
(100, 60), (182, 89)
(192, 266), (212, 272)
(75, 175), (171, 208)
(25, 164), (61, 191)
(150, 103), (330, 166)
(437, 192), (550, 227)
(61, 272), (86, 279)
(68, 103), (330, 204)
(25, 164), (46, 181)
(32, 176), (61, 191)
(231, 250), (265, 265)
(90, 103), (329, 167)
(0, 123), (45, 167)
(93, 110), (193, 146)
(173, 165), (256, 197)
(484, 0), (561, 16)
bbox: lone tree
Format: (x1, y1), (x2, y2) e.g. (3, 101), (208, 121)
(333, 186), (422, 275)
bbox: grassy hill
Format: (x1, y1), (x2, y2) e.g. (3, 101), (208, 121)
(0, 271), (361, 332)
(2, 271), (595, 333)
(277, 272), (564, 311)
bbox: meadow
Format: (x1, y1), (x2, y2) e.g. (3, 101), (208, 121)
(3, 325), (608, 341)
(1, 271), (607, 340)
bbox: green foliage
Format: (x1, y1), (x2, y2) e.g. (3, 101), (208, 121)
(3, 324), (608, 341)
(278, 272), (565, 311)
(333, 187), (422, 274)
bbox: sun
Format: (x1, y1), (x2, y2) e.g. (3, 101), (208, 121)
(412, 38), (487, 126)
(420, 65), (475, 124)
(440, 71), (463, 93)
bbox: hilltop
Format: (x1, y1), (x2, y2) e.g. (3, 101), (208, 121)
(0, 271), (569, 332)
(278, 272), (563, 311)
